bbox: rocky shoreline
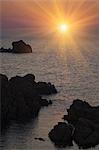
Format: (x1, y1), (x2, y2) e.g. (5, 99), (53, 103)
(1, 73), (99, 149)
(0, 73), (57, 130)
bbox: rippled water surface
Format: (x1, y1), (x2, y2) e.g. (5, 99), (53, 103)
(0, 39), (99, 150)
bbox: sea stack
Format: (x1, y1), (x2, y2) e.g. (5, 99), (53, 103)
(12, 40), (32, 53)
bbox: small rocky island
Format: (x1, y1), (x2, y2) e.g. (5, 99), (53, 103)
(0, 74), (57, 130)
(0, 40), (32, 53)
(49, 99), (99, 149)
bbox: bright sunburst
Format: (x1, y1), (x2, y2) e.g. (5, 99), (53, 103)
(58, 23), (69, 33)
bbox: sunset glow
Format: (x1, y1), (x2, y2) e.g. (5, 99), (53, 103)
(58, 23), (69, 33)
(1, 0), (99, 51)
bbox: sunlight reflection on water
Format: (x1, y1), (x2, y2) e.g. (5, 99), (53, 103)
(0, 39), (99, 150)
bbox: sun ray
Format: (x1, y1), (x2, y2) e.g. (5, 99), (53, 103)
(9, 0), (99, 59)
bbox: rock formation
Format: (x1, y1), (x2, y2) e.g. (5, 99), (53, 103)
(49, 122), (73, 147)
(0, 74), (57, 130)
(0, 40), (32, 53)
(63, 99), (99, 125)
(73, 118), (99, 149)
(12, 40), (32, 53)
(49, 99), (99, 149)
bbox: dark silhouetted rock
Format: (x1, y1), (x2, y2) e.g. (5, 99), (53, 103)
(40, 99), (52, 106)
(0, 74), (9, 128)
(48, 122), (73, 147)
(12, 40), (32, 53)
(0, 74), (8, 89)
(34, 137), (45, 141)
(0, 47), (12, 53)
(73, 118), (99, 149)
(0, 40), (32, 53)
(23, 74), (35, 83)
(49, 100), (53, 105)
(62, 99), (99, 148)
(35, 82), (57, 95)
(49, 100), (99, 149)
(0, 74), (57, 130)
(63, 99), (99, 125)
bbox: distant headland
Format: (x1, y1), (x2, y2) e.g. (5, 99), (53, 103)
(0, 40), (32, 53)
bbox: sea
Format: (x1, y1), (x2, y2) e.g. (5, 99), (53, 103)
(0, 37), (99, 150)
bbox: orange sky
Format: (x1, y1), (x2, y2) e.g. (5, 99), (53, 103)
(1, 0), (99, 38)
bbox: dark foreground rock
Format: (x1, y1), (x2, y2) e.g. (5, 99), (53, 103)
(62, 99), (99, 149)
(49, 99), (99, 149)
(48, 122), (73, 147)
(0, 40), (32, 53)
(0, 74), (57, 130)
(35, 82), (57, 95)
(73, 118), (99, 149)
(63, 99), (99, 125)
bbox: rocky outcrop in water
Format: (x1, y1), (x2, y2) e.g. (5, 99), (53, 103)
(73, 118), (99, 149)
(63, 99), (99, 149)
(0, 40), (32, 53)
(0, 47), (12, 53)
(49, 122), (73, 147)
(63, 99), (99, 125)
(49, 99), (99, 149)
(12, 40), (32, 53)
(0, 74), (57, 130)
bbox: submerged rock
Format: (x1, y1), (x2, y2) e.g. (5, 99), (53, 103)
(48, 122), (73, 147)
(0, 47), (12, 53)
(34, 137), (45, 141)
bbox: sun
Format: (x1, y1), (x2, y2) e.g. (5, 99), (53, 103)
(58, 23), (69, 33)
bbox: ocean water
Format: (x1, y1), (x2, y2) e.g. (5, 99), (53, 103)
(0, 38), (99, 150)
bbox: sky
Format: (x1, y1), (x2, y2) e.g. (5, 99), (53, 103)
(1, 0), (99, 39)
